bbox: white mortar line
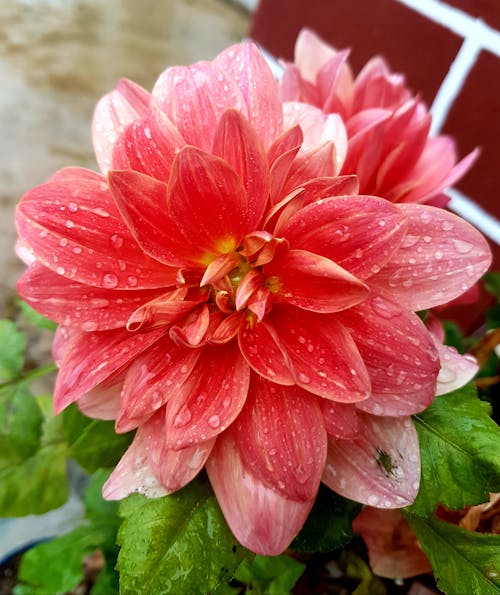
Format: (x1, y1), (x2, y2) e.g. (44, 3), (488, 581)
(447, 189), (500, 244)
(430, 36), (481, 134)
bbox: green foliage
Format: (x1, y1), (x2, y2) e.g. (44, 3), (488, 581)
(292, 484), (361, 553)
(62, 404), (133, 473)
(17, 300), (57, 331)
(233, 554), (305, 594)
(411, 382), (500, 516)
(0, 319), (26, 381)
(117, 476), (252, 595)
(15, 470), (120, 595)
(406, 513), (500, 595)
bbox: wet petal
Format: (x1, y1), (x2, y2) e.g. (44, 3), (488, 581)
(92, 78), (151, 173)
(78, 374), (124, 420)
(164, 343), (250, 448)
(435, 340), (478, 396)
(207, 431), (314, 555)
(323, 412), (420, 508)
(16, 167), (174, 289)
(341, 293), (439, 416)
(369, 204), (492, 310)
(233, 377), (327, 501)
(320, 400), (359, 439)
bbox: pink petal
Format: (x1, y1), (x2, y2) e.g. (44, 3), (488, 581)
(16, 167), (174, 289)
(266, 306), (372, 401)
(369, 204), (492, 310)
(92, 79), (151, 173)
(116, 336), (201, 432)
(435, 340), (478, 396)
(282, 142), (337, 195)
(54, 327), (166, 413)
(103, 415), (168, 500)
(353, 507), (432, 578)
(167, 146), (250, 263)
(141, 411), (215, 493)
(164, 343), (250, 448)
(169, 304), (211, 348)
(207, 431), (315, 555)
(152, 60), (247, 152)
(212, 109), (270, 229)
(353, 56), (410, 112)
(340, 293), (440, 416)
(317, 49), (353, 117)
(277, 195), (407, 280)
(267, 124), (303, 167)
(293, 28), (337, 83)
(213, 42), (283, 148)
(111, 108), (186, 182)
(268, 132), (303, 204)
(17, 262), (163, 331)
(322, 412), (420, 508)
(232, 376), (327, 501)
(264, 248), (368, 312)
(320, 400), (359, 439)
(107, 169), (196, 267)
(78, 373), (124, 420)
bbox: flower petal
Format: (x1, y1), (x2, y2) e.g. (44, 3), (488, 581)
(293, 28), (337, 84)
(212, 109), (270, 229)
(213, 42), (283, 148)
(17, 262), (163, 331)
(116, 335), (201, 432)
(152, 60), (247, 152)
(264, 248), (368, 313)
(369, 204), (492, 310)
(167, 146), (250, 264)
(92, 78), (151, 173)
(207, 431), (314, 555)
(320, 400), (359, 439)
(435, 340), (478, 396)
(78, 374), (123, 420)
(233, 376), (327, 501)
(16, 167), (174, 289)
(54, 327), (166, 413)
(267, 306), (372, 401)
(111, 108), (186, 182)
(278, 195), (407, 280)
(340, 293), (440, 416)
(322, 412), (420, 508)
(164, 343), (250, 448)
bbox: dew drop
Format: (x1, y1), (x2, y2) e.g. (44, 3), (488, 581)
(207, 414), (221, 428)
(367, 494), (379, 506)
(82, 321), (98, 331)
(127, 275), (138, 287)
(59, 238), (68, 247)
(371, 296), (401, 319)
(68, 202), (78, 212)
(174, 407), (192, 428)
(103, 273), (119, 288)
(111, 234), (124, 248)
(298, 372), (311, 384)
(434, 250), (443, 260)
(440, 220), (454, 231)
(452, 239), (473, 254)
(268, 448), (278, 456)
(56, 266), (65, 275)
(65, 220), (75, 228)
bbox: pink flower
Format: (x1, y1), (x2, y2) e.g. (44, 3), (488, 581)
(281, 28), (478, 205)
(16, 42), (490, 555)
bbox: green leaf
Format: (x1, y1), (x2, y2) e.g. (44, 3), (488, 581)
(17, 300), (57, 331)
(292, 484), (361, 553)
(118, 476), (252, 595)
(0, 320), (26, 381)
(411, 383), (500, 516)
(62, 404), (133, 473)
(0, 384), (43, 466)
(406, 513), (500, 595)
(234, 555), (305, 594)
(484, 272), (500, 300)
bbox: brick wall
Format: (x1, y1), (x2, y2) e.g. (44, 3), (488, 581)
(249, 0), (500, 327)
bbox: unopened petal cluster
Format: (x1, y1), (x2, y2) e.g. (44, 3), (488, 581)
(16, 39), (491, 555)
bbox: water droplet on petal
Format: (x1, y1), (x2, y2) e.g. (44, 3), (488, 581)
(297, 372), (311, 384)
(103, 273), (119, 288)
(127, 276), (138, 287)
(367, 494), (379, 506)
(111, 234), (124, 248)
(208, 414), (220, 429)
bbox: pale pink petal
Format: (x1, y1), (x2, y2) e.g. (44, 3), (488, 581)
(164, 343), (250, 448)
(212, 109), (270, 229)
(54, 327), (166, 413)
(152, 60), (247, 152)
(320, 400), (359, 439)
(322, 412), (420, 508)
(92, 78), (151, 173)
(293, 28), (337, 83)
(268, 128), (303, 204)
(234, 377), (327, 501)
(353, 507), (432, 578)
(207, 431), (314, 555)
(17, 262), (163, 331)
(213, 42), (283, 148)
(169, 304), (211, 348)
(341, 293), (440, 416)
(277, 195), (407, 280)
(264, 248), (368, 313)
(435, 340), (479, 396)
(167, 146), (250, 263)
(267, 306), (372, 402)
(77, 373), (124, 420)
(103, 418), (168, 500)
(52, 325), (79, 366)
(317, 49), (353, 117)
(369, 204), (492, 310)
(15, 167), (174, 289)
(116, 336), (201, 432)
(353, 56), (410, 112)
(111, 108), (186, 182)
(282, 142), (336, 195)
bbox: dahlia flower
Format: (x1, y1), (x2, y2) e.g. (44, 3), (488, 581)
(16, 41), (490, 555)
(281, 28), (478, 205)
